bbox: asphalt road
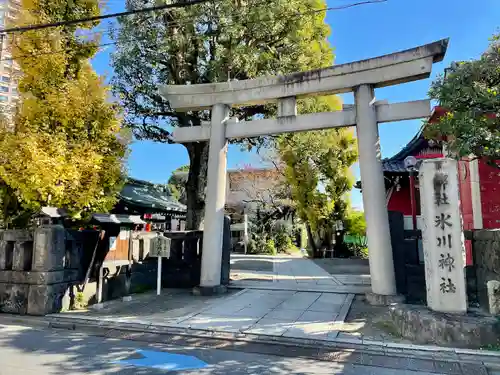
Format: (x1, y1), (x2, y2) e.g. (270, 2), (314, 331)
(0, 323), (464, 375)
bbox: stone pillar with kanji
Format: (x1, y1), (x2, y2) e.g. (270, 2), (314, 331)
(419, 158), (467, 314)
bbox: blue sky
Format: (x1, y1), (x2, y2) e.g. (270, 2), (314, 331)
(92, 0), (499, 210)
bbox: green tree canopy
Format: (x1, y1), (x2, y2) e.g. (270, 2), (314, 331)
(112, 0), (335, 229)
(345, 209), (366, 237)
(275, 97), (359, 252)
(427, 33), (500, 163)
(0, 0), (128, 226)
(168, 164), (190, 203)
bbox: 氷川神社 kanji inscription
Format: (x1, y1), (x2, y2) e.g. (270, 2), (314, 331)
(419, 159), (467, 313)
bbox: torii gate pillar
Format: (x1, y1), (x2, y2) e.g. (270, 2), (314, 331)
(199, 103), (230, 293)
(355, 85), (397, 296)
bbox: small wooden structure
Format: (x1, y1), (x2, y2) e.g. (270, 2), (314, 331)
(92, 214), (145, 265)
(33, 207), (68, 226)
(91, 214), (146, 304)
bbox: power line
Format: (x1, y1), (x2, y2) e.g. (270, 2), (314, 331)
(66, 0), (389, 40)
(1, 0), (386, 36)
(0, 0), (217, 34)
(0, 4), (318, 61)
(1, 0), (388, 63)
(0, 0), (387, 62)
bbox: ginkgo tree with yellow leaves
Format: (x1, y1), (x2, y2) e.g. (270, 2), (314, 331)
(275, 95), (359, 255)
(0, 0), (129, 227)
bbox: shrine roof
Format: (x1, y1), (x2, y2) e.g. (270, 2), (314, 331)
(118, 178), (186, 214)
(381, 127), (427, 173)
(381, 106), (447, 173)
(92, 214), (146, 225)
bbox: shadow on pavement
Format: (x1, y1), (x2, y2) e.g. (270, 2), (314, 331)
(0, 323), (350, 374)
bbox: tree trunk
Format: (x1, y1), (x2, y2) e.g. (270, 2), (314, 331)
(306, 223), (317, 257)
(184, 142), (209, 230)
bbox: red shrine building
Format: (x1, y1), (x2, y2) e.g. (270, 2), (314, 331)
(380, 106), (500, 265)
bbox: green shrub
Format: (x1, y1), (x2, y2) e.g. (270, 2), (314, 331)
(345, 243), (369, 259)
(357, 247), (369, 259)
(264, 239), (277, 255)
(72, 291), (87, 310)
(274, 231), (292, 253)
(247, 237), (268, 254)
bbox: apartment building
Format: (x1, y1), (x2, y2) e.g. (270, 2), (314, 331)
(0, 0), (20, 109)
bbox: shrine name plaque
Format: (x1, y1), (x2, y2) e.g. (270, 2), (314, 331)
(419, 158), (467, 314)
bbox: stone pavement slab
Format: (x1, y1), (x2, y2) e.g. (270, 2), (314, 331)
(0, 322), (479, 375)
(230, 254), (275, 272)
(230, 254), (372, 294)
(228, 282), (371, 294)
(51, 288), (355, 343)
(174, 289), (354, 341)
(53, 288), (242, 323)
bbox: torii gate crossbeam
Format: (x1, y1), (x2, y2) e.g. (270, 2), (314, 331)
(160, 39), (448, 300)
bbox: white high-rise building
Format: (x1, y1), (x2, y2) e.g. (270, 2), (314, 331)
(0, 0), (20, 109)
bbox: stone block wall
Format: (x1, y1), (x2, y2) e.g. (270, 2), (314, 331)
(0, 225), (81, 315)
(471, 229), (500, 313)
(0, 219), (233, 313)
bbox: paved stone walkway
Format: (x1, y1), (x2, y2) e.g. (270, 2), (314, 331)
(52, 288), (355, 342)
(176, 289), (354, 341)
(230, 254), (371, 294)
(49, 255), (373, 343)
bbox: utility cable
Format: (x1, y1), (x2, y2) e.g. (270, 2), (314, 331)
(0, 0), (387, 62)
(0, 0), (219, 34)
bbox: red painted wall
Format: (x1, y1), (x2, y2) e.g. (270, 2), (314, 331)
(387, 185), (421, 215)
(458, 160), (474, 230)
(457, 160), (473, 265)
(479, 160), (500, 229)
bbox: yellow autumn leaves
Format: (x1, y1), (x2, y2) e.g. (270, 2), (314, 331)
(0, 0), (128, 220)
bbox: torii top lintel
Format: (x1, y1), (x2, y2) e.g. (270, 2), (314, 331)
(160, 39), (448, 112)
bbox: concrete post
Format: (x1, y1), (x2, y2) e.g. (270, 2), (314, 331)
(198, 103), (230, 293)
(243, 213), (248, 254)
(355, 85), (397, 298)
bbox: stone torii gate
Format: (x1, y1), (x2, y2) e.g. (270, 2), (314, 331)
(161, 39), (448, 300)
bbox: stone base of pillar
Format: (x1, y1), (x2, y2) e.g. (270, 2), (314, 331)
(192, 285), (228, 296)
(366, 292), (405, 306)
(388, 303), (500, 348)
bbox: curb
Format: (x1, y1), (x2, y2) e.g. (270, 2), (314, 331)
(38, 315), (500, 368)
(2, 313), (500, 371)
(226, 284), (371, 294)
(0, 315), (51, 330)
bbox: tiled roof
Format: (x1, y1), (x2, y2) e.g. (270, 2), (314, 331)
(381, 159), (423, 173)
(118, 178), (186, 213)
(92, 214), (146, 225)
(381, 126), (427, 173)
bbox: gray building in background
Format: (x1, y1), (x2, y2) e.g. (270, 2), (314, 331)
(0, 0), (20, 110)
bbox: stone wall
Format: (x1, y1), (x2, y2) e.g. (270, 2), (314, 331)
(471, 229), (500, 313)
(0, 225), (82, 315)
(0, 218), (232, 314)
(67, 216), (232, 306)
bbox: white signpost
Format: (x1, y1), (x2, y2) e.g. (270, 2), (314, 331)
(419, 159), (467, 313)
(150, 234), (171, 296)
